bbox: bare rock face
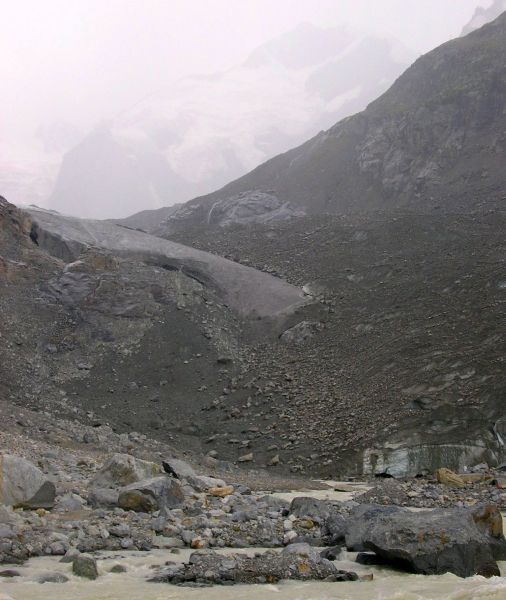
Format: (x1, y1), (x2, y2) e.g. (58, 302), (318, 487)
(0, 454), (55, 509)
(164, 191), (304, 232)
(90, 454), (162, 489)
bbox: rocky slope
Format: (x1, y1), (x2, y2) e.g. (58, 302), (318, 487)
(167, 207), (506, 476)
(48, 24), (412, 219)
(161, 12), (506, 234)
(3, 192), (504, 479)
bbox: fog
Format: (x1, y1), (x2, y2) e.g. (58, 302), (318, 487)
(0, 0), (492, 217)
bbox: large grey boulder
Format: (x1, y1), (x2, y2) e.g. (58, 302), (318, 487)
(151, 548), (357, 585)
(0, 454), (55, 509)
(90, 454), (161, 489)
(118, 476), (184, 512)
(349, 504), (506, 577)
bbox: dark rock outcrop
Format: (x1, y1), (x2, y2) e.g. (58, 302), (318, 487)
(151, 546), (358, 585)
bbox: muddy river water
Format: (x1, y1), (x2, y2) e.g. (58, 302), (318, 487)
(1, 485), (506, 600)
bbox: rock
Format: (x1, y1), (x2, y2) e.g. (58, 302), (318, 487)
(151, 548), (357, 585)
(60, 549), (80, 563)
(36, 572), (69, 583)
(54, 493), (86, 512)
(355, 552), (390, 566)
(208, 486), (234, 497)
(238, 453), (253, 463)
(269, 454), (280, 466)
(470, 504), (506, 561)
(110, 564), (127, 573)
(282, 542), (322, 561)
(118, 476), (184, 512)
(320, 546), (342, 561)
(162, 458), (196, 480)
(0, 569), (21, 578)
(345, 504), (402, 551)
(280, 321), (322, 344)
(188, 475), (226, 491)
(289, 497), (336, 523)
(356, 479), (411, 506)
(436, 468), (465, 488)
(322, 513), (347, 546)
(0, 454), (55, 509)
(152, 536), (185, 549)
(88, 488), (119, 509)
(109, 524), (130, 538)
(359, 505), (503, 577)
(0, 506), (23, 526)
(72, 555), (99, 580)
(91, 453), (161, 488)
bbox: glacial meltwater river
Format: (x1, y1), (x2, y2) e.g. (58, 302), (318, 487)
(1, 485), (506, 600)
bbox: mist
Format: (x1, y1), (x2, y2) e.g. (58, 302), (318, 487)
(0, 0), (491, 217)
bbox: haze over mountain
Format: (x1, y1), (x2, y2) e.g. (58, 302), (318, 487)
(461, 0), (506, 34)
(161, 11), (506, 233)
(0, 1), (491, 219)
(49, 24), (413, 219)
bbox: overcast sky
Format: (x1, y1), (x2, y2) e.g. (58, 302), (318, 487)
(0, 0), (490, 149)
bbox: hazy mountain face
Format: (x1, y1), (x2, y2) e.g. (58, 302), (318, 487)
(48, 24), (412, 219)
(162, 12), (506, 233)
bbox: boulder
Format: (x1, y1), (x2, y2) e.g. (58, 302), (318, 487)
(54, 493), (86, 512)
(355, 479), (411, 506)
(0, 454), (55, 509)
(322, 513), (347, 546)
(187, 475), (227, 491)
(0, 506), (23, 526)
(162, 458), (196, 480)
(436, 468), (465, 488)
(91, 453), (161, 488)
(118, 476), (184, 512)
(469, 504), (506, 561)
(151, 548), (357, 585)
(72, 555), (98, 580)
(280, 321), (322, 344)
(238, 453), (253, 463)
(357, 505), (504, 577)
(36, 572), (69, 583)
(289, 497), (336, 523)
(87, 488), (119, 509)
(345, 504), (403, 551)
